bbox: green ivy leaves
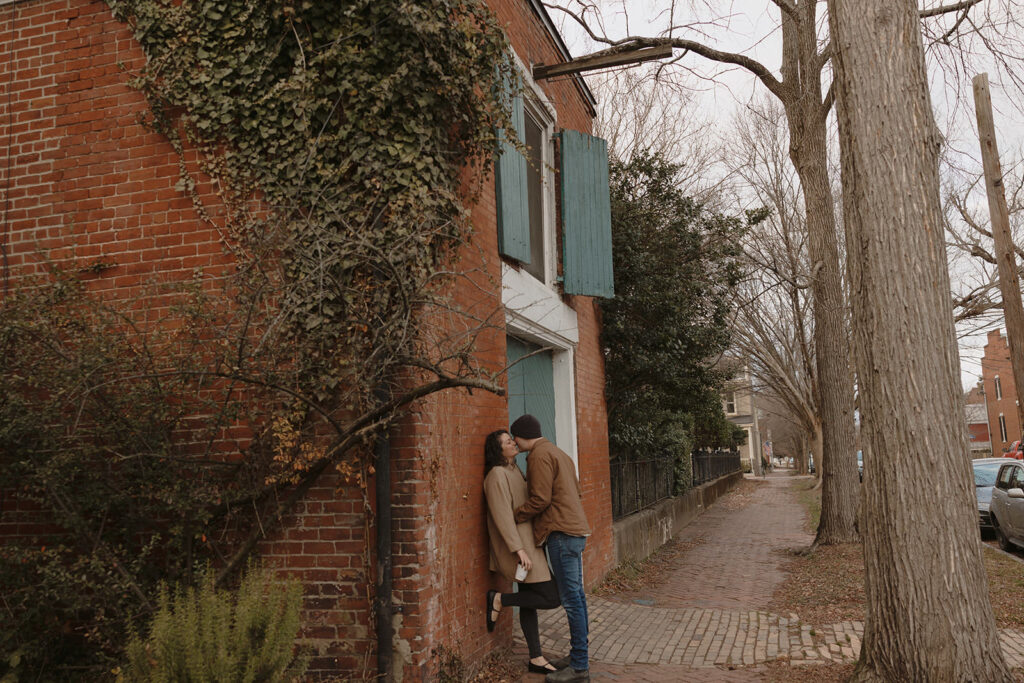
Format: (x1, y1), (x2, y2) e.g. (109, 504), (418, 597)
(105, 0), (515, 411)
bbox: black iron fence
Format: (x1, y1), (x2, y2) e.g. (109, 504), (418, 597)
(692, 448), (741, 487)
(610, 448), (742, 520)
(609, 457), (674, 520)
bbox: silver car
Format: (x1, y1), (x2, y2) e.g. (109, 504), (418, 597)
(990, 459), (1024, 552)
(974, 457), (1006, 533)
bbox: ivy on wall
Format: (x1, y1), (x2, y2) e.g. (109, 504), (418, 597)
(1, 0), (518, 677)
(105, 0), (516, 406)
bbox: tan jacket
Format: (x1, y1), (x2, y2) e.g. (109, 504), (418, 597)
(514, 438), (590, 545)
(484, 464), (551, 583)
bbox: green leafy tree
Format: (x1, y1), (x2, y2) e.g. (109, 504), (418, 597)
(601, 153), (746, 491)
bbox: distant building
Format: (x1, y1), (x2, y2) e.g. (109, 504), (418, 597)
(723, 365), (763, 474)
(981, 329), (1019, 453)
(965, 385), (991, 457)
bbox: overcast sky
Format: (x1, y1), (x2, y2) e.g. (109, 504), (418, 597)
(547, 0), (1024, 392)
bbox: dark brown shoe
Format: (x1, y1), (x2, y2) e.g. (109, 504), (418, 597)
(548, 656), (570, 670)
(545, 666), (589, 682)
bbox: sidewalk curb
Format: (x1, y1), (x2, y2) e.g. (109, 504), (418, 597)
(982, 540), (1024, 565)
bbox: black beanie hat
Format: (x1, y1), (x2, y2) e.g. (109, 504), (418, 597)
(510, 414), (542, 440)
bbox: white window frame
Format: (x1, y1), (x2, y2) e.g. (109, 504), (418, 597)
(999, 413), (1008, 443)
(500, 52), (579, 469)
(503, 262), (579, 469)
(995, 375), (1003, 400)
(508, 51), (558, 289)
(725, 392), (737, 416)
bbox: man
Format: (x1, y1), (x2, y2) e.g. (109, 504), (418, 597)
(511, 414), (590, 683)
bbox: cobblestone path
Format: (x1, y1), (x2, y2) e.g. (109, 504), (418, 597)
(514, 471), (1024, 681)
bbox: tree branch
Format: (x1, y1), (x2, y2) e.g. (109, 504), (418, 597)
(543, 4), (786, 101)
(919, 0), (983, 19)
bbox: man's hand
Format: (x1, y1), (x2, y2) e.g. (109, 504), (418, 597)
(516, 548), (532, 571)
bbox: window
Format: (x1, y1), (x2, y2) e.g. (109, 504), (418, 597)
(522, 104), (552, 283)
(995, 375), (1003, 400)
(725, 392), (737, 415)
(1011, 466), (1024, 490)
(495, 56), (613, 298)
(997, 464), (1014, 490)
(999, 414), (1008, 443)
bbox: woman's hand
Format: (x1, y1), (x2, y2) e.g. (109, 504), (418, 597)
(516, 549), (532, 571)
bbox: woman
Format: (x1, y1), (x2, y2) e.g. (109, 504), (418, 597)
(483, 429), (562, 674)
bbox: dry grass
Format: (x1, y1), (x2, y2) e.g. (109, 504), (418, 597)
(768, 542), (865, 625)
(761, 660), (856, 682)
(792, 478), (822, 533)
(985, 547), (1024, 630)
(777, 485), (1024, 630)
(467, 647), (526, 682)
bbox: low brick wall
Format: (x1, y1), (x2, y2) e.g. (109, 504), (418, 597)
(612, 471), (744, 565)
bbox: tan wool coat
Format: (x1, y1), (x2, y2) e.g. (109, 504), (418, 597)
(514, 438), (590, 545)
(483, 464), (551, 583)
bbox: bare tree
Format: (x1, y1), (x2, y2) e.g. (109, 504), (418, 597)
(944, 156), (1024, 327)
(591, 66), (720, 198)
(829, 0), (1012, 678)
(551, 0), (861, 544)
(728, 99), (822, 477)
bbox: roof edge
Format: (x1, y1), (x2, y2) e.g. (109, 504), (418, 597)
(524, 0), (598, 113)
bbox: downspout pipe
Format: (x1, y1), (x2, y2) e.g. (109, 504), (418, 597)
(374, 405), (394, 681)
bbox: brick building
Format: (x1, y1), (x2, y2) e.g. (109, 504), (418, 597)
(0, 0), (616, 679)
(965, 383), (992, 457)
(981, 329), (1019, 453)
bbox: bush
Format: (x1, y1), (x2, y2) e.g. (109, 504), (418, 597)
(602, 153), (746, 475)
(121, 567), (307, 682)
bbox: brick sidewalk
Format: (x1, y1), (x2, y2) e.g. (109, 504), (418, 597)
(511, 471), (1024, 681)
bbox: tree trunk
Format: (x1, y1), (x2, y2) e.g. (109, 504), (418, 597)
(829, 1), (1012, 679)
(797, 433), (809, 475)
(782, 2), (858, 543)
(810, 419), (822, 482)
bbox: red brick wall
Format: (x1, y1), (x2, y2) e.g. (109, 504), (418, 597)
(1, 0), (613, 679)
(968, 422), (990, 444)
(982, 329), (1019, 451)
(1, 1), (376, 676)
(381, 1), (615, 679)
(1, 0), (232, 294)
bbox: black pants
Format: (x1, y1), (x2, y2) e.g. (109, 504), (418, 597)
(500, 579), (561, 658)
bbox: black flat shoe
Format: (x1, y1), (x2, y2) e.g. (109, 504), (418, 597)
(528, 662), (558, 674)
(486, 590), (498, 632)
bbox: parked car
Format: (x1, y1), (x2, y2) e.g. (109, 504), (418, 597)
(990, 459), (1024, 551)
(856, 450), (863, 482)
(973, 457), (1006, 535)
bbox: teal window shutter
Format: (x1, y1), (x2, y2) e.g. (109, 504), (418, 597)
(495, 75), (531, 263)
(559, 129), (614, 298)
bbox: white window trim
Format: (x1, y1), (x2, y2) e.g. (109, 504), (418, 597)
(503, 263), (579, 469)
(995, 375), (1003, 400)
(508, 50), (558, 289)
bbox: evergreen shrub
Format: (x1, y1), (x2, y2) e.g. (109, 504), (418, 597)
(121, 567), (307, 682)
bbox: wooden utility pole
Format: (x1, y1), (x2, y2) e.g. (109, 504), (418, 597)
(973, 72), (1024, 435)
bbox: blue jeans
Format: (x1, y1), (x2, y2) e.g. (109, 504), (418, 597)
(546, 531), (588, 670)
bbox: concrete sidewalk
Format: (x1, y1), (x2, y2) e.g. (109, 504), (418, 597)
(513, 471), (1024, 681)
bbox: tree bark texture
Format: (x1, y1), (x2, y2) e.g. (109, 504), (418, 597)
(781, 3), (858, 543)
(829, 1), (1012, 680)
